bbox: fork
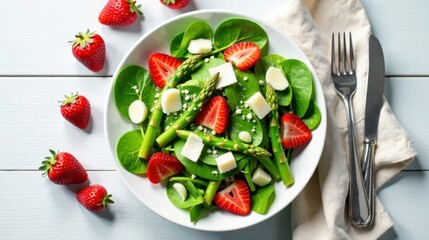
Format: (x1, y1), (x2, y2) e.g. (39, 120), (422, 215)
(331, 32), (371, 227)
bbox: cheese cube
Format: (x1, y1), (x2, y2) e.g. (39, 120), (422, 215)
(215, 151), (237, 173)
(266, 66), (289, 91)
(187, 38), (213, 54)
(161, 88), (182, 114)
(209, 62), (238, 89)
(181, 132), (204, 162)
(246, 92), (272, 119)
(251, 168), (272, 187)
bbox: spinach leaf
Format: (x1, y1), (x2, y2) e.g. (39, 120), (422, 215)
(191, 58), (226, 83)
(213, 18), (268, 51)
(251, 183), (275, 214)
(174, 139), (249, 180)
(280, 59), (313, 117)
(224, 70), (260, 110)
(229, 109), (264, 146)
(114, 65), (156, 122)
(166, 181), (204, 209)
(170, 20), (213, 58)
(302, 99), (321, 130)
(116, 130), (147, 174)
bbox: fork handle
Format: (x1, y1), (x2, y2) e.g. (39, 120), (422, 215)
(343, 97), (371, 227)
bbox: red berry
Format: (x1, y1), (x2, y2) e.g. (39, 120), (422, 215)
(160, 0), (189, 9)
(70, 30), (105, 72)
(195, 96), (230, 134)
(146, 152), (184, 184)
(280, 113), (312, 149)
(148, 53), (182, 88)
(60, 92), (91, 129)
(223, 42), (261, 71)
(99, 0), (143, 26)
(39, 150), (88, 185)
(213, 179), (251, 215)
(76, 184), (114, 212)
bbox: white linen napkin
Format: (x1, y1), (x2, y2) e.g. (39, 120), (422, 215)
(264, 0), (417, 239)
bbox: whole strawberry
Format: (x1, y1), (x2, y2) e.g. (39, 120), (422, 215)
(39, 150), (88, 185)
(77, 184), (114, 212)
(99, 0), (143, 26)
(60, 92), (91, 129)
(70, 30), (105, 72)
(160, 0), (189, 9)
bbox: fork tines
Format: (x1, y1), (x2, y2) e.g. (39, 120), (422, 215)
(331, 32), (355, 76)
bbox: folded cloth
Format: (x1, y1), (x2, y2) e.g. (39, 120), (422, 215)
(264, 0), (417, 239)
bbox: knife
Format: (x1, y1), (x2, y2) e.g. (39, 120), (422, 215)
(361, 35), (385, 227)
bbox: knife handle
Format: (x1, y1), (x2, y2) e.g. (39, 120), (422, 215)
(362, 138), (376, 226)
(343, 98), (371, 227)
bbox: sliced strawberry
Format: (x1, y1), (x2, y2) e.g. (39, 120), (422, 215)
(146, 152), (184, 184)
(223, 42), (261, 71)
(280, 113), (312, 149)
(213, 179), (251, 215)
(148, 53), (181, 88)
(195, 96), (229, 134)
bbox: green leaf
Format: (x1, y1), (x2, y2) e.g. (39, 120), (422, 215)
(166, 180), (204, 209)
(251, 183), (275, 214)
(224, 70), (260, 111)
(116, 130), (147, 174)
(114, 65), (156, 122)
(280, 59), (313, 117)
(213, 18), (268, 51)
(228, 109), (264, 146)
(170, 20), (213, 58)
(301, 99), (321, 130)
(191, 58), (226, 83)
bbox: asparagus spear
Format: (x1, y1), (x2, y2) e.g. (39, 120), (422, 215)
(176, 130), (272, 157)
(156, 72), (219, 147)
(138, 54), (203, 160)
(266, 83), (294, 186)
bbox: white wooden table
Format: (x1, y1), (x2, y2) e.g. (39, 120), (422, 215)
(1, 1), (427, 239)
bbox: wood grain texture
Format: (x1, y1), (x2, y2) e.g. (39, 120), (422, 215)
(361, 0), (429, 76)
(0, 171), (291, 240)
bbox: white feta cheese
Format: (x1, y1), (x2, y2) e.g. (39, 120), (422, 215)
(246, 92), (272, 119)
(252, 168), (272, 187)
(161, 88), (182, 114)
(215, 151), (237, 174)
(181, 132), (204, 162)
(209, 62), (238, 89)
(172, 182), (187, 201)
(187, 38), (213, 54)
(238, 131), (252, 143)
(266, 66), (289, 91)
(128, 99), (148, 124)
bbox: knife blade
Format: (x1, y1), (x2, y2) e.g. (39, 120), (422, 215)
(361, 35), (385, 227)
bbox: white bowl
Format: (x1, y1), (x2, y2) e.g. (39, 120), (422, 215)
(104, 9), (327, 231)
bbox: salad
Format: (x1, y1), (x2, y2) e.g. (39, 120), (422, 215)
(113, 17), (321, 223)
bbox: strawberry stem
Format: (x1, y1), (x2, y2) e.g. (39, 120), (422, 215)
(69, 29), (95, 49)
(38, 149), (58, 177)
